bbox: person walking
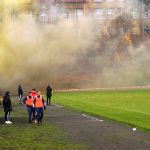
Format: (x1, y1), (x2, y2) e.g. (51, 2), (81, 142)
(31, 89), (37, 122)
(31, 89), (37, 99)
(23, 92), (34, 123)
(46, 85), (52, 105)
(34, 91), (46, 125)
(18, 85), (23, 104)
(3, 91), (12, 124)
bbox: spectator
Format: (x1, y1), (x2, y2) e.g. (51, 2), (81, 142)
(23, 92), (34, 123)
(31, 89), (37, 122)
(18, 85), (23, 104)
(3, 91), (12, 124)
(46, 85), (52, 105)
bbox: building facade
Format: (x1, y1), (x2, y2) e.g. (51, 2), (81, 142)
(34, 0), (145, 35)
(3, 0), (149, 36)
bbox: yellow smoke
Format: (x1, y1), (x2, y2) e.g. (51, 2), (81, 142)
(0, 15), (97, 91)
(0, 1), (150, 93)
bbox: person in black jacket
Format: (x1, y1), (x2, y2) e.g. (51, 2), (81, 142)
(46, 85), (52, 105)
(3, 91), (12, 124)
(18, 85), (23, 104)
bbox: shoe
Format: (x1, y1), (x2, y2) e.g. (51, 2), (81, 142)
(7, 121), (12, 124)
(34, 120), (37, 124)
(5, 121), (12, 124)
(5, 121), (9, 124)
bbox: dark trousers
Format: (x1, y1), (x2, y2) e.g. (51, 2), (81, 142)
(46, 95), (51, 105)
(5, 111), (10, 121)
(35, 107), (43, 124)
(27, 106), (33, 122)
(32, 107), (35, 120)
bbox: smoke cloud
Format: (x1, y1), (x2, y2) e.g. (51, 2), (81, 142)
(0, 1), (150, 94)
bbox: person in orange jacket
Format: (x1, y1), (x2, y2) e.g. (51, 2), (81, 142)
(23, 92), (34, 123)
(30, 89), (37, 122)
(31, 89), (37, 99)
(33, 91), (46, 125)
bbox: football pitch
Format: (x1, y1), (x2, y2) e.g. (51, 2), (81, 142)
(0, 89), (150, 150)
(53, 89), (150, 132)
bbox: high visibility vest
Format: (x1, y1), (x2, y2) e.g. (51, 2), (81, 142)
(26, 96), (33, 106)
(35, 95), (43, 108)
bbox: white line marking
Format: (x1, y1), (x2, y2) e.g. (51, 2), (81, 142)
(54, 96), (150, 116)
(84, 102), (150, 116)
(54, 104), (63, 108)
(82, 114), (103, 122)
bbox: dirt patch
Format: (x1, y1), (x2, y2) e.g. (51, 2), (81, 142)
(45, 104), (150, 150)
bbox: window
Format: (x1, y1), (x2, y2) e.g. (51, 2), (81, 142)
(106, 9), (115, 19)
(132, 10), (138, 19)
(108, 27), (115, 35)
(144, 26), (150, 35)
(118, 8), (125, 16)
(119, 27), (124, 34)
(94, 9), (104, 19)
(64, 11), (72, 20)
(75, 9), (83, 20)
(143, 11), (149, 18)
(39, 13), (48, 22)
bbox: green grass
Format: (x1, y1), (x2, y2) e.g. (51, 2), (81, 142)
(53, 89), (150, 132)
(0, 124), (85, 150)
(0, 98), (87, 150)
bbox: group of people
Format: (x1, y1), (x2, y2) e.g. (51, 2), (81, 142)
(18, 85), (52, 106)
(2, 85), (52, 125)
(23, 89), (46, 125)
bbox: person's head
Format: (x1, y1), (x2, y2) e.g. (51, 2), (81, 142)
(37, 91), (41, 96)
(5, 91), (10, 97)
(28, 92), (32, 97)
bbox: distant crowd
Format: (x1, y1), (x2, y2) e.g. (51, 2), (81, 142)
(2, 85), (52, 125)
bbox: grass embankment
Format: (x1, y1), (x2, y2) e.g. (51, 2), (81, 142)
(53, 89), (150, 132)
(0, 97), (86, 150)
